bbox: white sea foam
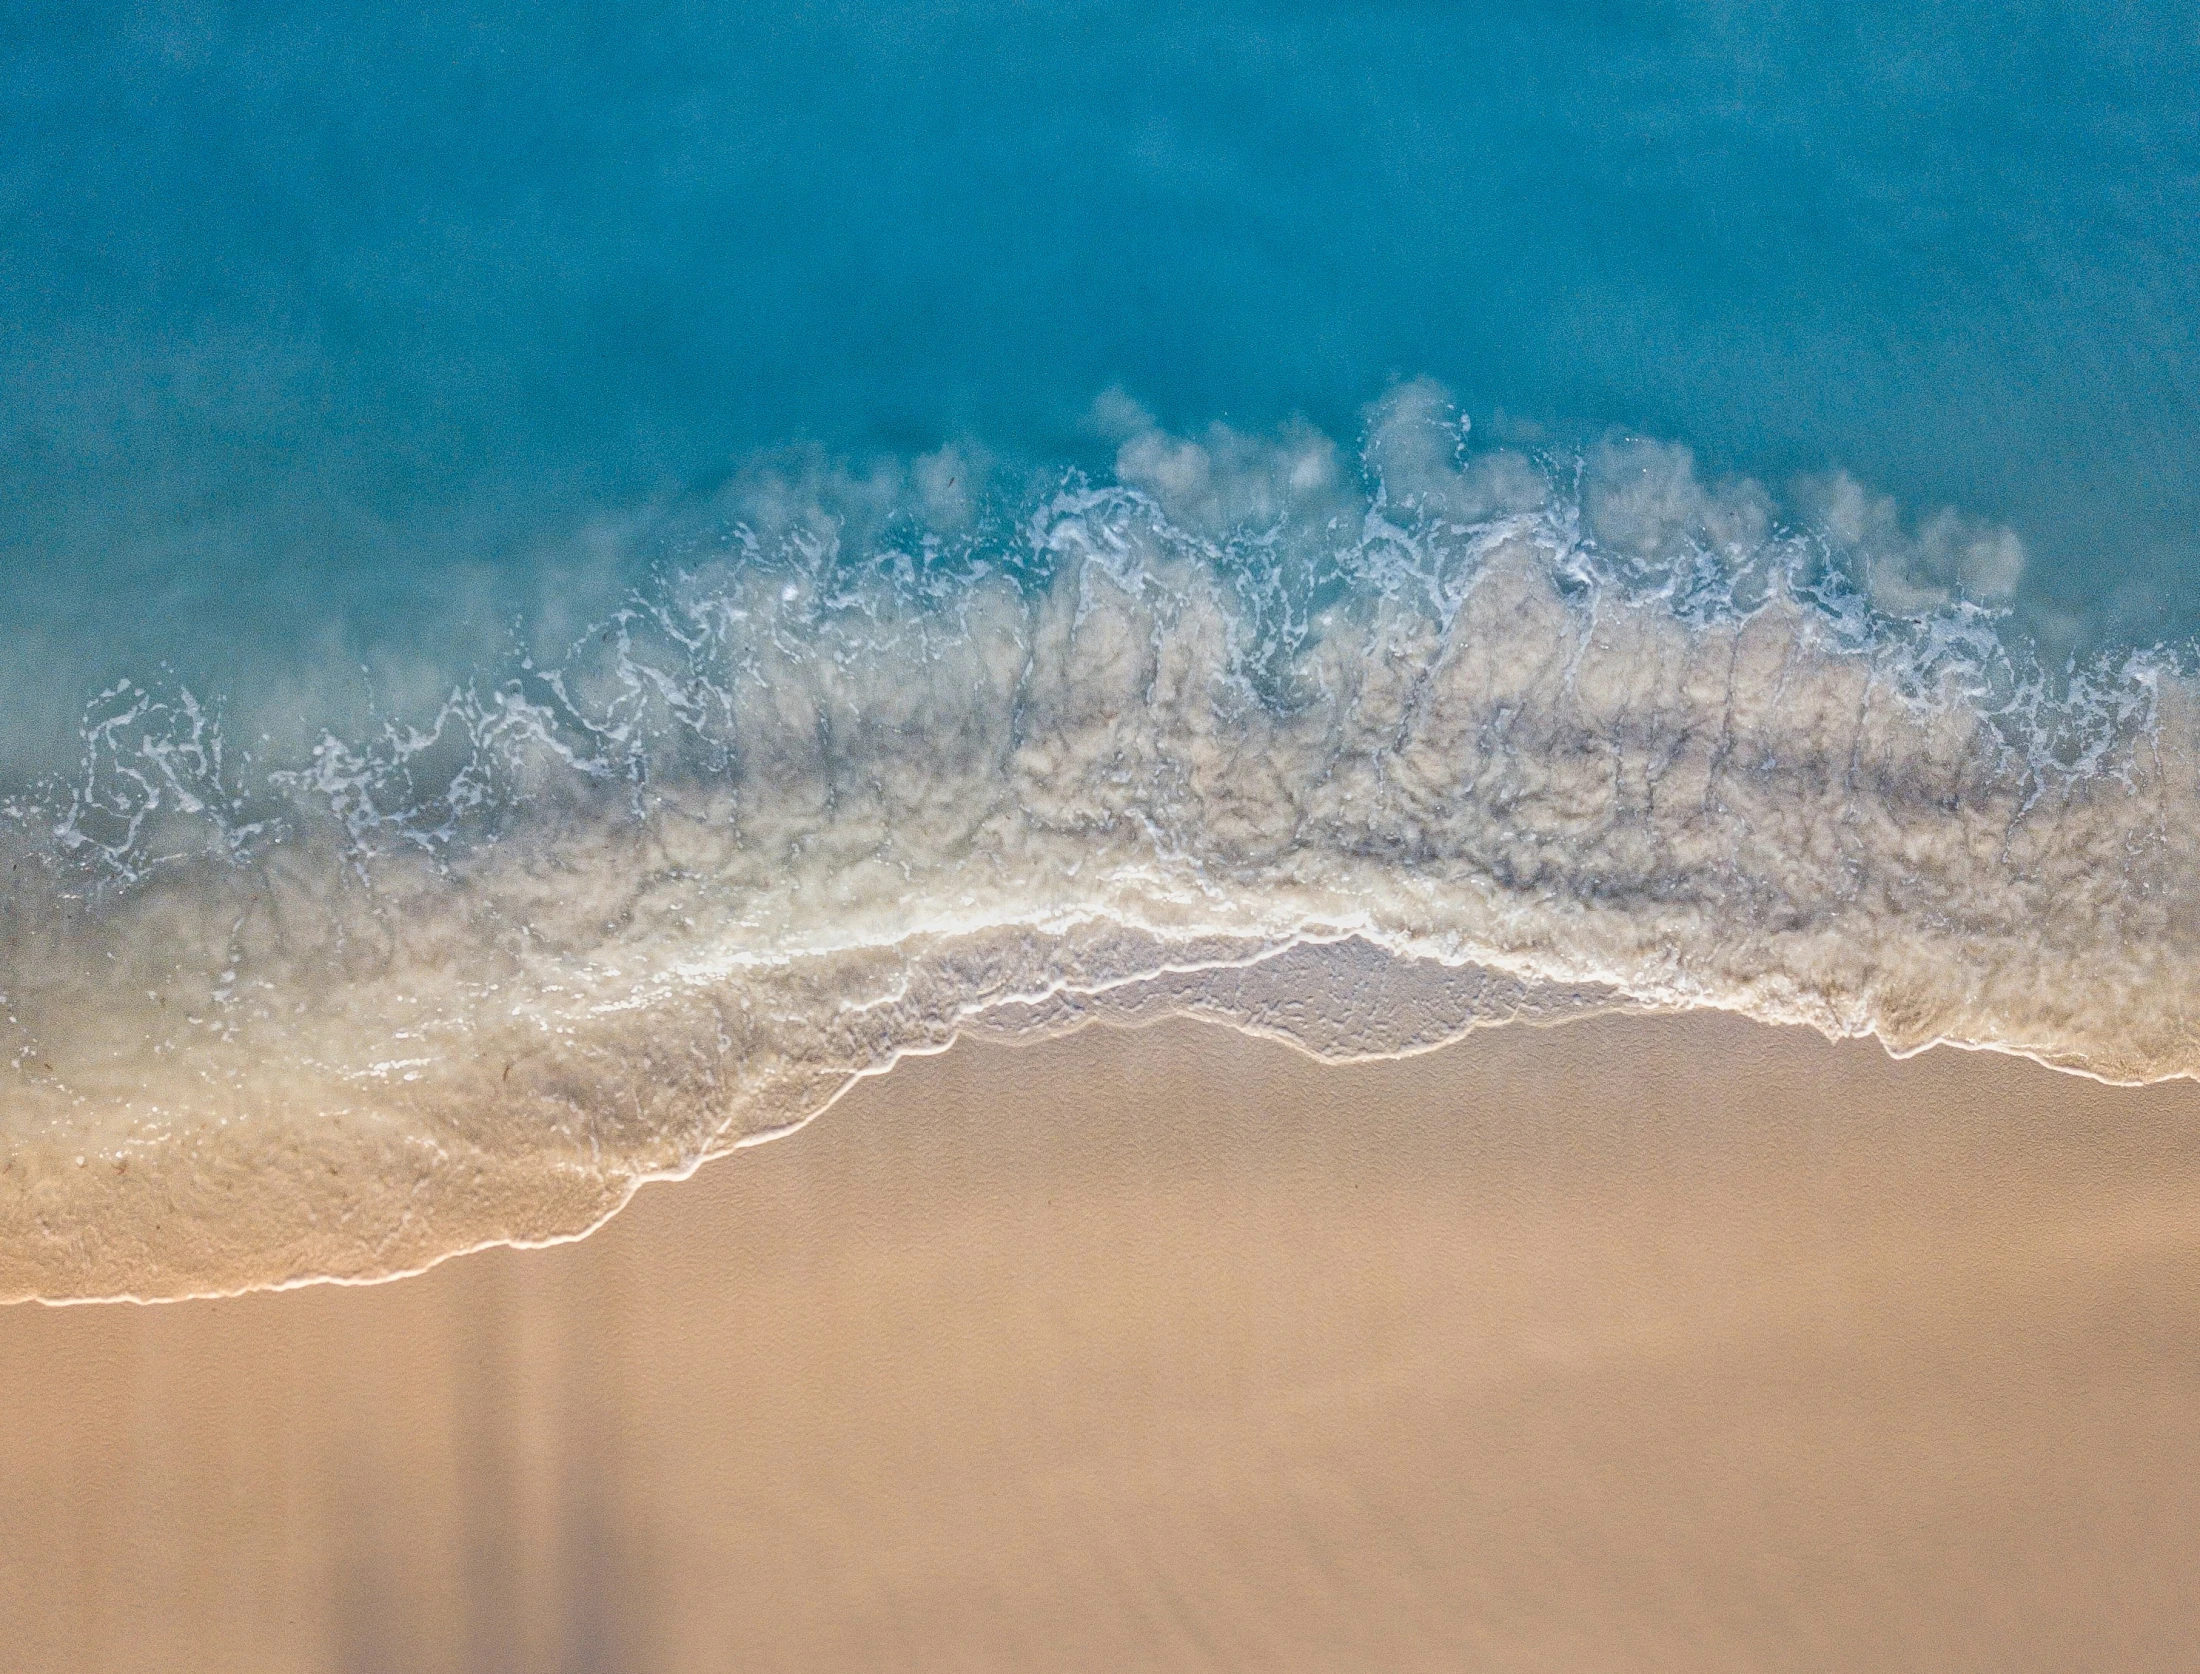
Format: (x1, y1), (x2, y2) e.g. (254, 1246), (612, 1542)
(4, 384), (2195, 1300)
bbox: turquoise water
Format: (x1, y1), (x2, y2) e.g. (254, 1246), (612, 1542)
(7, 0), (2197, 740)
(5, 2), (2200, 1296)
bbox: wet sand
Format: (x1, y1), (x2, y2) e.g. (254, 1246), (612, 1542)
(4, 1010), (2200, 1672)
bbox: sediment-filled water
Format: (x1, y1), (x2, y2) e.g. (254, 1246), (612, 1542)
(4, 1), (2197, 1299)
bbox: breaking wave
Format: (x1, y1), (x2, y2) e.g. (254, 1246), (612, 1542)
(5, 381), (2196, 1301)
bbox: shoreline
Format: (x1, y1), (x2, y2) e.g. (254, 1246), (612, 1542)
(16, 967), (2194, 1310)
(7, 1006), (2200, 1669)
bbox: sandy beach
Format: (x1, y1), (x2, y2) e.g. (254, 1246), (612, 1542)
(5, 1009), (2199, 1672)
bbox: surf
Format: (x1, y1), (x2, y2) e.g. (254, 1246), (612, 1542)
(5, 383), (2195, 1301)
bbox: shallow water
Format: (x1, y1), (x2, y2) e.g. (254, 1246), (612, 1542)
(3, 1), (2197, 1296)
(7, 0), (2197, 733)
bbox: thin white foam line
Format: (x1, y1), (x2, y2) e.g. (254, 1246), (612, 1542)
(13, 915), (2194, 1310)
(646, 901), (2200, 1094)
(14, 989), (1615, 1312)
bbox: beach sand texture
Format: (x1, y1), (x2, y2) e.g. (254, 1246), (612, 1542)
(5, 1010), (2199, 1672)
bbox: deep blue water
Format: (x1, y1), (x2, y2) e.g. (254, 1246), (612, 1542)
(3, 0), (2196, 766)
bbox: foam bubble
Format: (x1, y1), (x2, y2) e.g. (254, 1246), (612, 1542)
(4, 384), (2193, 1300)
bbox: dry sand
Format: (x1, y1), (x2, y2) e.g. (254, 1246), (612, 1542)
(4, 1009), (2200, 1672)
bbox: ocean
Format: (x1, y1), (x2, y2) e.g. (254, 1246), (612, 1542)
(5, 0), (2198, 1299)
